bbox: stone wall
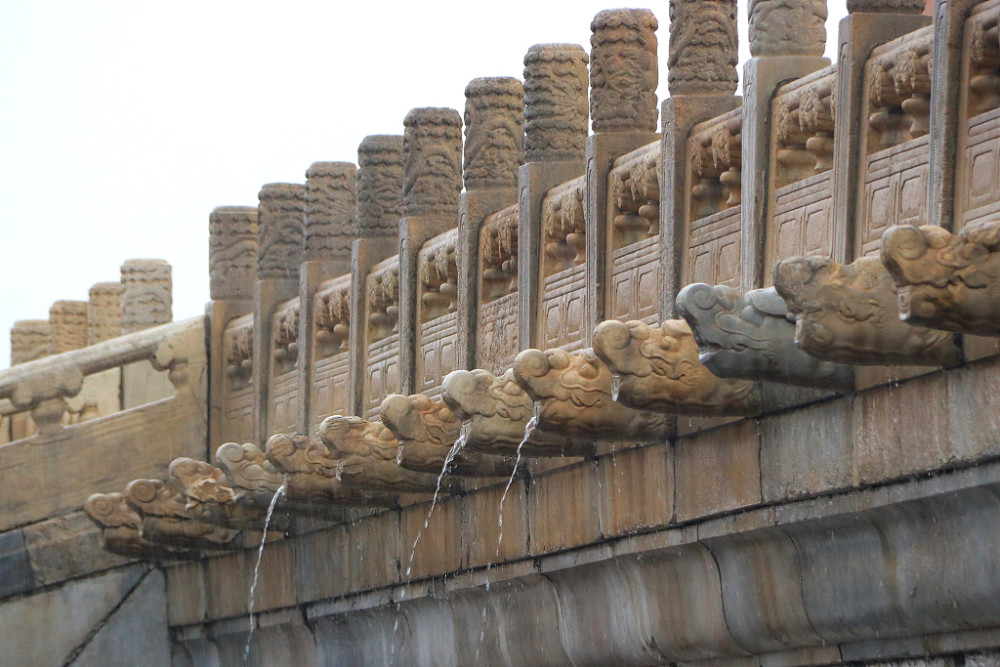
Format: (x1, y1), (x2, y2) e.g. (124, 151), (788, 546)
(7, 0), (1000, 665)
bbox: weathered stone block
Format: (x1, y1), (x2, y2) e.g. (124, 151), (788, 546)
(294, 524), (349, 604)
(528, 461), (602, 555)
(70, 569), (170, 667)
(401, 495), (463, 580)
(0, 565), (146, 667)
(946, 355), (1000, 463)
(0, 529), (33, 598)
(852, 371), (953, 485)
(598, 442), (674, 537)
(165, 562), (206, 627)
(675, 420), (761, 521)
(204, 551), (251, 619)
(23, 511), (131, 587)
(760, 398), (854, 502)
(251, 538), (296, 614)
(347, 510), (400, 592)
(462, 478), (528, 568)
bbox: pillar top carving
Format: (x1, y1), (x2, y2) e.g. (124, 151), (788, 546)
(590, 8), (659, 133)
(463, 76), (525, 190)
(847, 0), (924, 13)
(209, 205), (258, 301)
(748, 0), (827, 57)
(11, 319), (51, 366)
(120, 259), (172, 333)
(304, 161), (357, 263)
(87, 282), (124, 346)
(257, 182), (306, 281)
(668, 0), (739, 96)
(402, 107), (463, 219)
(357, 134), (404, 238)
(523, 43), (589, 163)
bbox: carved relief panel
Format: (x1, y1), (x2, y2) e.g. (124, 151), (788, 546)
(477, 204), (519, 371)
(221, 314), (254, 444)
(607, 140), (661, 323)
(364, 258), (401, 418)
(766, 67), (837, 282)
(539, 176), (588, 351)
(957, 1), (1000, 230)
(859, 26), (933, 257)
(269, 298), (300, 435)
(416, 229), (459, 397)
(312, 274), (352, 423)
(684, 107), (743, 288)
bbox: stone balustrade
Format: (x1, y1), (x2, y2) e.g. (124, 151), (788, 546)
(14, 2), (1000, 666)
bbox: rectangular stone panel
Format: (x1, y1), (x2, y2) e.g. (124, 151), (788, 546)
(401, 495), (464, 580)
(463, 478), (528, 568)
(959, 107), (1000, 229)
(476, 293), (518, 372)
(415, 313), (457, 399)
(598, 443), (673, 538)
(685, 207), (741, 288)
(23, 511), (131, 587)
(294, 524), (349, 604)
(860, 137), (930, 257)
(346, 510), (400, 592)
(541, 264), (587, 352)
(365, 334), (399, 419)
(765, 172), (834, 285)
(311, 352), (350, 424)
(608, 236), (659, 324)
(528, 461), (601, 555)
(675, 420), (761, 522)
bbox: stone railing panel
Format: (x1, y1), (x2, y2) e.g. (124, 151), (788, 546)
(607, 140), (661, 324)
(221, 314), (254, 445)
(312, 275), (352, 422)
(685, 107), (743, 289)
(363, 258), (401, 419)
(477, 204), (520, 372)
(859, 26), (934, 257)
(539, 175), (588, 351)
(268, 298), (300, 435)
(415, 229), (459, 398)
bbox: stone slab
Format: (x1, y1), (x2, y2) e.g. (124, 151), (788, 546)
(598, 442), (674, 538)
(675, 420), (762, 522)
(23, 510), (132, 587)
(0, 528), (33, 598)
(462, 477), (528, 568)
(70, 569), (170, 667)
(347, 510), (400, 592)
(294, 523), (349, 605)
(204, 551), (251, 620)
(400, 494), (464, 580)
(527, 460), (602, 555)
(760, 397), (854, 502)
(165, 561), (206, 627)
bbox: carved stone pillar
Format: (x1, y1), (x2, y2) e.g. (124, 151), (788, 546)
(350, 136), (405, 417)
(519, 44), (590, 350)
(10, 320), (50, 366)
(48, 301), (88, 354)
(398, 107), (463, 395)
(87, 283), (123, 346)
(207, 205), (258, 453)
(586, 8), (661, 342)
(121, 259), (172, 334)
(356, 135), (404, 239)
(254, 183), (306, 445)
(209, 205), (258, 301)
(660, 0), (742, 317)
(523, 44), (589, 164)
(300, 162), (357, 433)
(458, 77), (524, 370)
(741, 0), (831, 290)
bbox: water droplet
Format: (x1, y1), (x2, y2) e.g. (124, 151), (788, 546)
(243, 484), (285, 667)
(611, 374), (621, 402)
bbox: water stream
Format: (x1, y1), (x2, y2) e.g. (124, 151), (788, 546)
(242, 483), (285, 667)
(405, 420), (471, 578)
(494, 401), (540, 564)
(611, 373), (621, 402)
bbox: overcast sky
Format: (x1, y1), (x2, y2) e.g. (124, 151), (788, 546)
(0, 0), (847, 368)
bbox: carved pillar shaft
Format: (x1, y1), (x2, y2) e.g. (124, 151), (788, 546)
(357, 135), (404, 239)
(590, 9), (659, 133)
(87, 282), (123, 346)
(120, 259), (172, 334)
(403, 107), (463, 219)
(463, 77), (524, 190)
(10, 320), (50, 365)
(523, 44), (589, 163)
(257, 183), (306, 281)
(668, 0), (739, 97)
(48, 301), (88, 354)
(304, 161), (357, 263)
(209, 206), (258, 301)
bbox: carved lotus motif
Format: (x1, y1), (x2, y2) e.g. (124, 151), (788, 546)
(380, 393), (516, 477)
(442, 369), (594, 457)
(676, 283), (853, 390)
(317, 415), (464, 495)
(773, 254), (960, 366)
(881, 221), (1000, 336)
(512, 347), (672, 441)
(592, 318), (761, 415)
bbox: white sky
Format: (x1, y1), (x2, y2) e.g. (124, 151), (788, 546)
(0, 0), (847, 369)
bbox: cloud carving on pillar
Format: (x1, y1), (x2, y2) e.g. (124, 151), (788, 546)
(512, 347), (672, 442)
(881, 220), (1000, 336)
(380, 393), (517, 477)
(676, 283), (854, 390)
(592, 319), (761, 415)
(773, 254), (961, 365)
